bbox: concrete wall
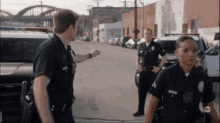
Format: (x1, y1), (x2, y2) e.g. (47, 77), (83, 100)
(93, 21), (122, 42)
(156, 0), (185, 37)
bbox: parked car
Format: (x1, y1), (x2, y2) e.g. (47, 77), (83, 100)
(0, 27), (52, 122)
(204, 32), (220, 47)
(200, 42), (219, 82)
(137, 38), (145, 49)
(112, 38), (119, 45)
(108, 38), (114, 45)
(125, 38), (140, 49)
(85, 37), (90, 41)
(118, 37), (123, 46)
(121, 36), (131, 47)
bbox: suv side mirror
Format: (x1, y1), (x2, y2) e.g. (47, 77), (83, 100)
(198, 50), (204, 58)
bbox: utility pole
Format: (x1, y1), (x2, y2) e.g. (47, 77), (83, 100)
(93, 0), (103, 42)
(118, 0), (132, 7)
(86, 5), (93, 39)
(133, 0), (139, 40)
(40, 0), (43, 27)
(138, 0), (144, 38)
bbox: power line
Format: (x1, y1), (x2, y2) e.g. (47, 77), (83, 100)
(118, 0), (132, 7)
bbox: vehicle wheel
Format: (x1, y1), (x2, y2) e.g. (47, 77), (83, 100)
(135, 71), (140, 87)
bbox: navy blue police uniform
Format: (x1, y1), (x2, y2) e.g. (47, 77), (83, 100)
(27, 34), (76, 123)
(149, 62), (216, 123)
(137, 40), (166, 114)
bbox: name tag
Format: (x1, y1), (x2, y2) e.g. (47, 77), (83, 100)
(63, 66), (68, 70)
(168, 90), (177, 95)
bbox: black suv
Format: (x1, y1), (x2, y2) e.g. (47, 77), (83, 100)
(0, 27), (52, 122)
(157, 33), (210, 72)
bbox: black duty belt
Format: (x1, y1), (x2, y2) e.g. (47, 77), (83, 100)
(142, 66), (153, 71)
(50, 97), (75, 116)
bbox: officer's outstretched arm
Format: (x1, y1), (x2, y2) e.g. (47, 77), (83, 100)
(75, 54), (91, 63)
(203, 102), (220, 123)
(33, 75), (55, 123)
(144, 94), (160, 123)
(75, 49), (100, 63)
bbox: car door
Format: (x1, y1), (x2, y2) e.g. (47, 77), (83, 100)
(204, 43), (220, 77)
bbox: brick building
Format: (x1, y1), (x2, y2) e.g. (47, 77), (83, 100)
(122, 0), (219, 39)
(122, 3), (156, 39)
(184, 0), (219, 36)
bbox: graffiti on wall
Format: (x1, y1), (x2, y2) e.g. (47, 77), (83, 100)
(161, 0), (177, 36)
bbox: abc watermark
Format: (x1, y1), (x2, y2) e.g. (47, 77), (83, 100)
(205, 106), (211, 113)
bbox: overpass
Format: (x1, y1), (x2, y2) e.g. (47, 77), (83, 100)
(1, 5), (63, 27)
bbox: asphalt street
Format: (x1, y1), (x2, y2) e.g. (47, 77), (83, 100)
(69, 40), (219, 123)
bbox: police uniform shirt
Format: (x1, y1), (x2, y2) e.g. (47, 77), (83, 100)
(138, 40), (166, 67)
(29, 34), (75, 104)
(149, 62), (216, 123)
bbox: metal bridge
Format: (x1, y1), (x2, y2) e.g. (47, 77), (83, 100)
(0, 5), (63, 27)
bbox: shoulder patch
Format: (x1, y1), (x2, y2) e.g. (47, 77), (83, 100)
(198, 81), (204, 92)
(152, 81), (157, 88)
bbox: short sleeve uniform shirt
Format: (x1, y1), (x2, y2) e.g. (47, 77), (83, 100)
(149, 62), (216, 123)
(29, 34), (75, 104)
(137, 40), (166, 67)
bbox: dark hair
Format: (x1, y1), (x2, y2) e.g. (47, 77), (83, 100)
(176, 35), (197, 50)
(146, 28), (153, 35)
(53, 9), (79, 33)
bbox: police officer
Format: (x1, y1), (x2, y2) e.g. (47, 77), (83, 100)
(144, 36), (219, 123)
(25, 9), (100, 123)
(133, 28), (167, 117)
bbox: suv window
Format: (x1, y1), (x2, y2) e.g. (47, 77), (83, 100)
(157, 40), (176, 53)
(158, 40), (202, 54)
(1, 38), (45, 62)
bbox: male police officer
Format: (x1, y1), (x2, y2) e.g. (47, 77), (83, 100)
(133, 28), (167, 117)
(24, 9), (100, 123)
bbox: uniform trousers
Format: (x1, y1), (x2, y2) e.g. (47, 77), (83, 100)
(138, 71), (162, 113)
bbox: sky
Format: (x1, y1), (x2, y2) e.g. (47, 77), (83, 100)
(1, 0), (159, 16)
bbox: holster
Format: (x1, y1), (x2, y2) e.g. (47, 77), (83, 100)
(152, 106), (163, 123)
(20, 81), (36, 123)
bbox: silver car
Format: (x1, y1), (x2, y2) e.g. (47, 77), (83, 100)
(202, 42), (219, 82)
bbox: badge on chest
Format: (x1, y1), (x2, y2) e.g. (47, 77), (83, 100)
(183, 91), (193, 103)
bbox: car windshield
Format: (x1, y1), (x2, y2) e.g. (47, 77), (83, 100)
(1, 38), (46, 62)
(158, 40), (201, 53)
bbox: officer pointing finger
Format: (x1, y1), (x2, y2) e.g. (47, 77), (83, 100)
(90, 49), (101, 57)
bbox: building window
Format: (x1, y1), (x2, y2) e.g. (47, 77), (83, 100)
(154, 24), (158, 37)
(127, 27), (129, 36)
(182, 23), (188, 33)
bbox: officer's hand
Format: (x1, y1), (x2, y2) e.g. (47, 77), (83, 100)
(152, 66), (160, 74)
(137, 64), (143, 72)
(90, 49), (101, 57)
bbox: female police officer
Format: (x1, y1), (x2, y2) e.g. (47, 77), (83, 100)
(144, 36), (219, 123)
